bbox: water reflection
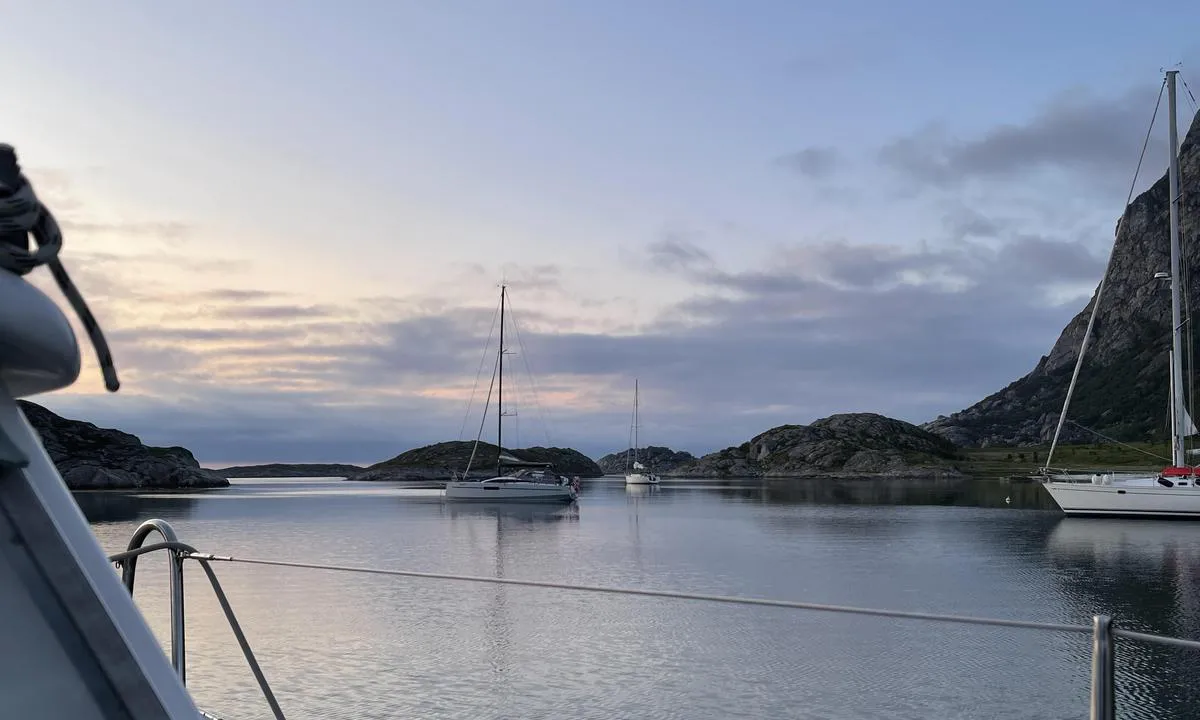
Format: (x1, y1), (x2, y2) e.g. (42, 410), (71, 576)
(74, 490), (202, 524)
(625, 484), (661, 570)
(69, 477), (1200, 719)
(1046, 519), (1200, 632)
(706, 477), (1057, 509)
(1044, 518), (1200, 717)
(437, 501), (581, 683)
(439, 501), (579, 524)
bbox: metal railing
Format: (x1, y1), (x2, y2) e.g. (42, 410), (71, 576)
(112, 519), (1200, 720)
(110, 520), (286, 720)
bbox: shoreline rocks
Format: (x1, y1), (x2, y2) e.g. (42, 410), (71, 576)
(22, 401), (228, 490)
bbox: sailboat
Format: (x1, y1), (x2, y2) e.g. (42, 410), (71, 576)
(624, 379), (660, 485)
(1042, 70), (1200, 518)
(444, 284), (578, 503)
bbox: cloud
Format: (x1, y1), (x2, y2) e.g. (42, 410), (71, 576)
(21, 167), (194, 246)
(35, 212), (1111, 466)
(942, 206), (1003, 241)
(59, 220), (192, 242)
(775, 147), (840, 179)
(878, 84), (1165, 187)
(646, 233), (713, 272)
(500, 263), (562, 292)
(24, 106), (1127, 466)
(209, 304), (341, 321)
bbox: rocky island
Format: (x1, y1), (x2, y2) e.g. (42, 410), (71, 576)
(215, 463), (365, 478)
(665, 413), (965, 479)
(596, 446), (697, 475)
(350, 441), (604, 482)
(21, 401), (228, 490)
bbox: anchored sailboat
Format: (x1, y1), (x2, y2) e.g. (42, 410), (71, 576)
(624, 379), (660, 485)
(1042, 70), (1200, 518)
(444, 284), (578, 503)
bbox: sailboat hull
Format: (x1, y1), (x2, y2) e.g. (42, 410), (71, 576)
(624, 473), (659, 485)
(1043, 479), (1200, 518)
(444, 479), (577, 503)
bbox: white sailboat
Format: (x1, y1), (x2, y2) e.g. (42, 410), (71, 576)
(624, 379), (660, 486)
(444, 284), (578, 503)
(1042, 70), (1200, 518)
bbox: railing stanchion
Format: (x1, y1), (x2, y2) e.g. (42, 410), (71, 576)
(120, 519), (187, 684)
(1090, 615), (1115, 720)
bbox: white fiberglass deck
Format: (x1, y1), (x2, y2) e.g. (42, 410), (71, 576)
(624, 472), (659, 485)
(444, 477), (577, 502)
(1044, 475), (1200, 517)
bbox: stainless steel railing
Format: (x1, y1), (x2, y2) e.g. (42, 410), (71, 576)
(111, 520), (286, 720)
(113, 518), (1200, 720)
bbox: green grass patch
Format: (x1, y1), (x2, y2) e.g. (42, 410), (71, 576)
(960, 441), (1171, 479)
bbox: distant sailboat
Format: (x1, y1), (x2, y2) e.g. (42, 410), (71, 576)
(444, 284), (578, 503)
(624, 379), (660, 486)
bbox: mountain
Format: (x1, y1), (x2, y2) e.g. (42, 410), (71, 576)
(596, 446), (697, 474)
(215, 463), (365, 478)
(668, 413), (964, 478)
(21, 401), (227, 490)
(351, 441), (603, 481)
(925, 110), (1200, 448)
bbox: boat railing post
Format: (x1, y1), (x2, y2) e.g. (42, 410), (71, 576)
(120, 519), (187, 684)
(171, 548), (186, 685)
(1090, 614), (1115, 720)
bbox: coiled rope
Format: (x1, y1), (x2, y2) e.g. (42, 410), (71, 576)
(0, 144), (119, 391)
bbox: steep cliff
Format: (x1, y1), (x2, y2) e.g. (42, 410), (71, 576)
(925, 110), (1200, 447)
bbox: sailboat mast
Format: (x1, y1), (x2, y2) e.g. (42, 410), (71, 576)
(634, 379), (639, 464)
(1168, 70), (1186, 467)
(498, 284), (506, 476)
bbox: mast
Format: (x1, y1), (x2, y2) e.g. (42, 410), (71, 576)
(634, 379), (639, 465)
(1168, 70), (1186, 467)
(1171, 349), (1179, 444)
(497, 284), (506, 476)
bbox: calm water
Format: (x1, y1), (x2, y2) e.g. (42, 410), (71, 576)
(78, 477), (1200, 720)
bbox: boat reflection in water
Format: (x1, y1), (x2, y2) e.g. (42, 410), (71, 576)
(437, 500), (579, 678)
(1045, 518), (1200, 718)
(439, 500), (580, 524)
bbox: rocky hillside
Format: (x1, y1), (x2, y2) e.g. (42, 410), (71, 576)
(351, 441), (603, 481)
(925, 110), (1200, 447)
(669, 413), (965, 478)
(596, 446), (697, 474)
(215, 463), (364, 478)
(22, 401), (227, 490)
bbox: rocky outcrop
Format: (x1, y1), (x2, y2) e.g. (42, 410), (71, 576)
(215, 463), (364, 478)
(669, 413), (965, 478)
(21, 401), (228, 490)
(351, 441), (603, 482)
(925, 110), (1200, 447)
(596, 446), (697, 474)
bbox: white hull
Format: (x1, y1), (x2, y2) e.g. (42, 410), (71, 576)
(1043, 477), (1200, 518)
(445, 478), (577, 503)
(624, 472), (659, 485)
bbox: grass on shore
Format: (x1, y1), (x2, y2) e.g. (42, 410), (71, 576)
(960, 441), (1172, 479)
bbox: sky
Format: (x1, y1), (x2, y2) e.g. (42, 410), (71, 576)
(5, 1), (1200, 466)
